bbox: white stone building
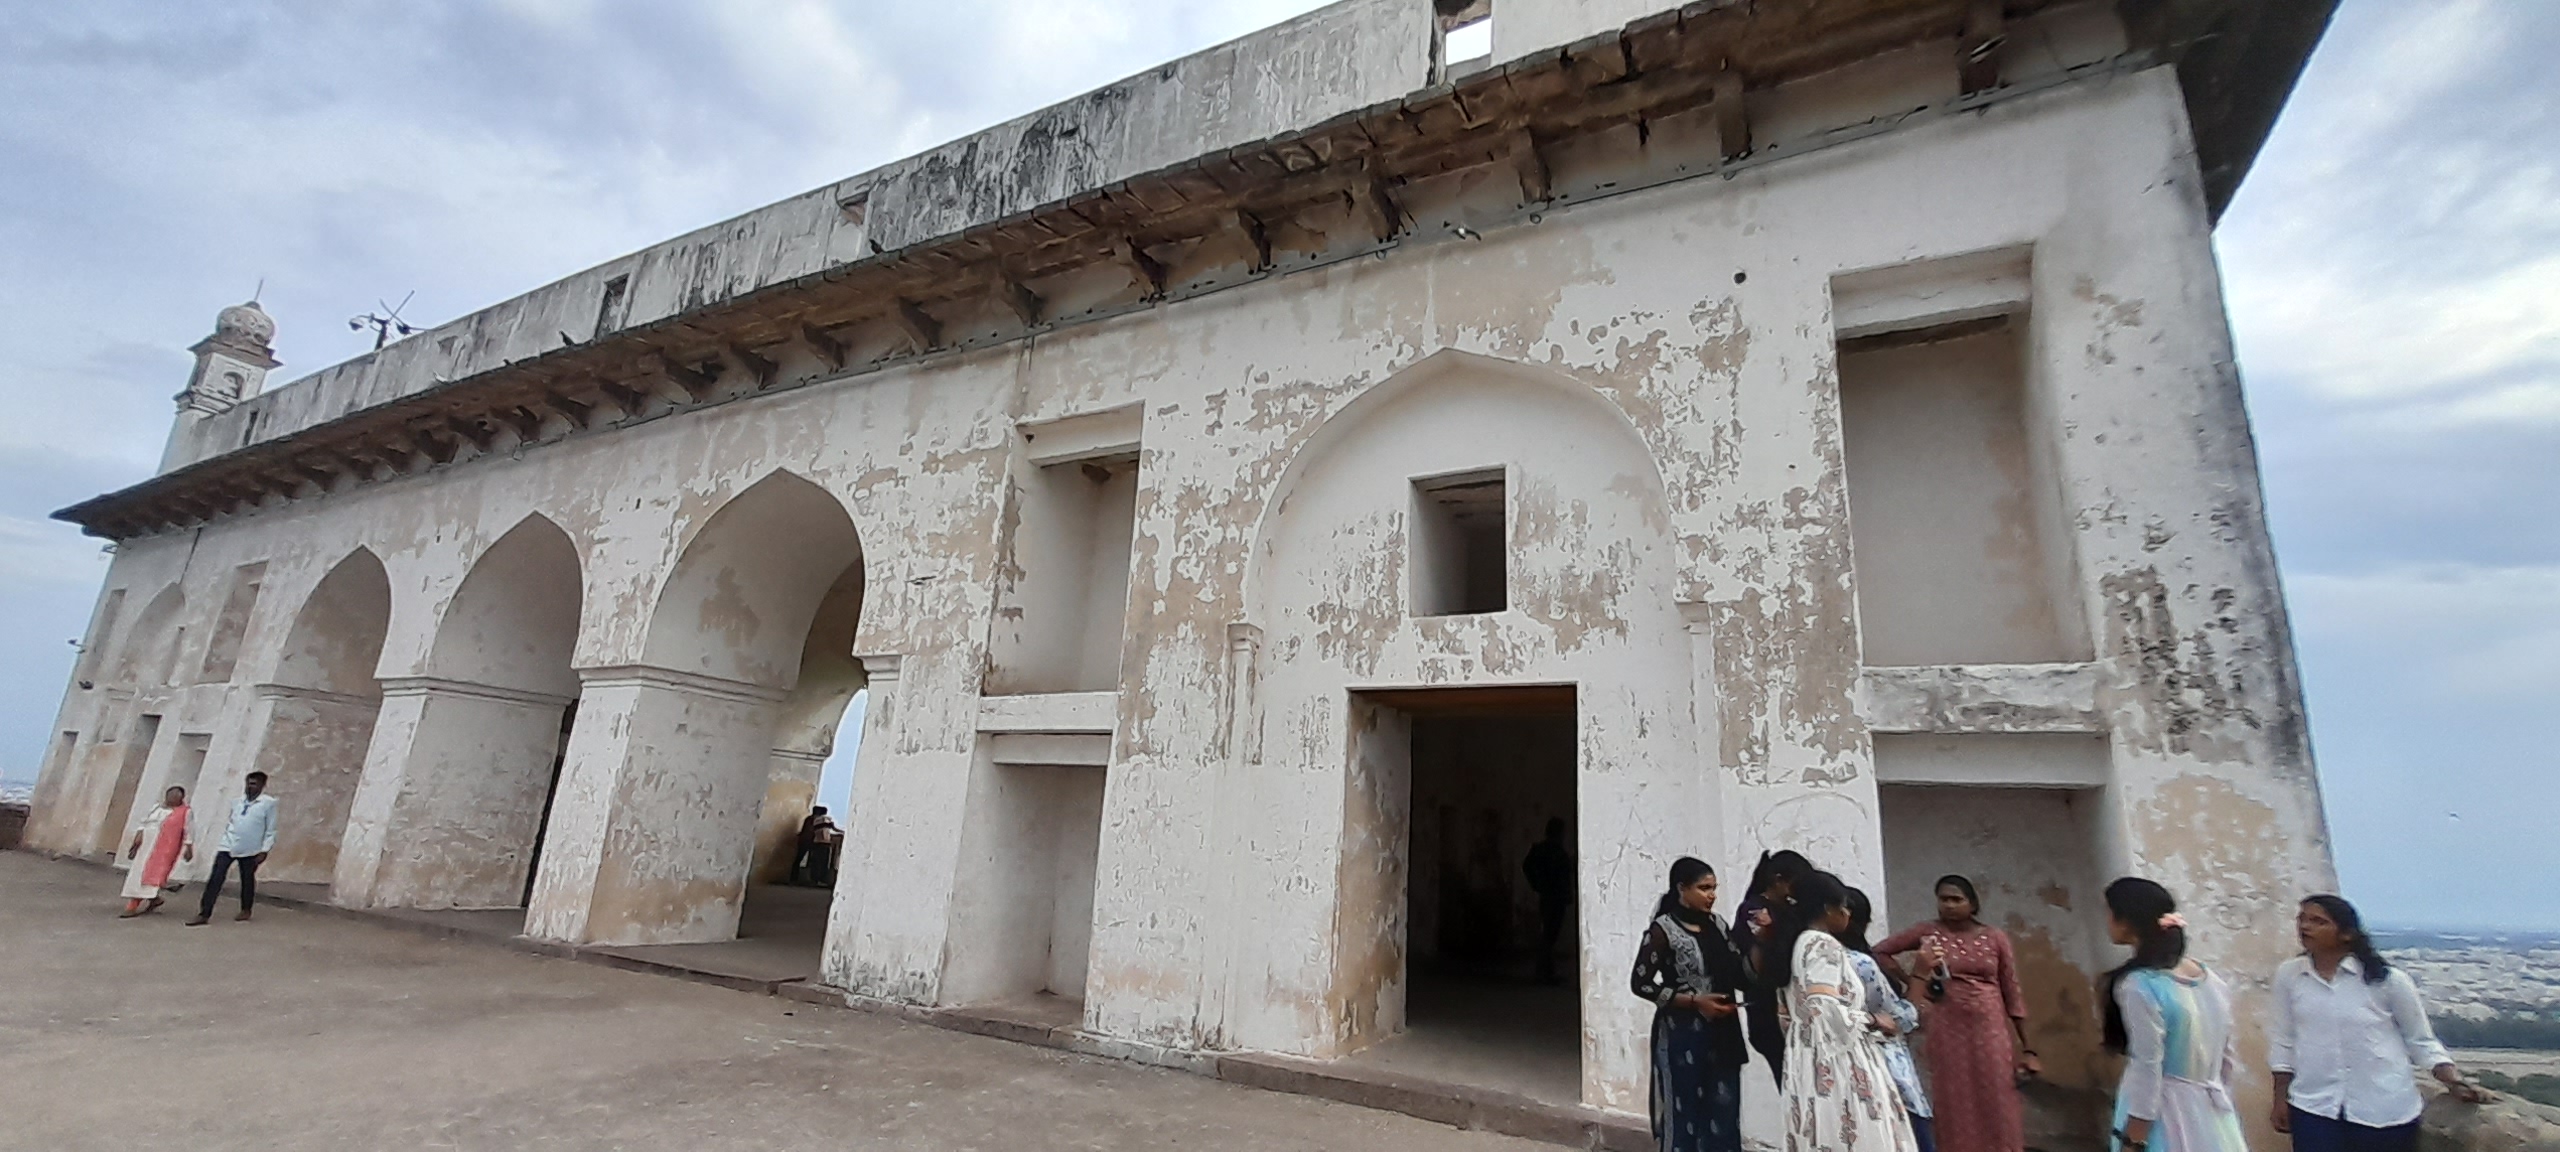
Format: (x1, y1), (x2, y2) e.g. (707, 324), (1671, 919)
(25, 0), (2341, 1144)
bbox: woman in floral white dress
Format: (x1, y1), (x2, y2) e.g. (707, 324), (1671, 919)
(1772, 870), (1918, 1152)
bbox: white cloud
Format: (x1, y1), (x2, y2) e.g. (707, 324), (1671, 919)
(2220, 0), (2559, 428)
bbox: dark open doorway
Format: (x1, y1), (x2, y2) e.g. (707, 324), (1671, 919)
(1344, 684), (1580, 1105)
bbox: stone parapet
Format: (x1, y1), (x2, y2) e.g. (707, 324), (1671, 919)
(2425, 1092), (2560, 1152)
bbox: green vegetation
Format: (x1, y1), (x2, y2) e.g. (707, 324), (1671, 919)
(2434, 1013), (2560, 1051)
(2476, 1071), (2560, 1110)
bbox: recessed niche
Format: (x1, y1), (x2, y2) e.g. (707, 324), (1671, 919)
(1411, 467), (1507, 617)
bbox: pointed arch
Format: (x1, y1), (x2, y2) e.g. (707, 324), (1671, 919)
(108, 583), (187, 687)
(273, 548), (392, 696)
(1219, 347), (1692, 1084)
(1243, 349), (1673, 619)
(426, 513), (584, 696)
(337, 518), (587, 911)
(642, 470), (866, 690)
(255, 547), (392, 883)
(518, 470), (877, 945)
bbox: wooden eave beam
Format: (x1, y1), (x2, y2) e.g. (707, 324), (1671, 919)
(1959, 0), (2005, 94)
(1510, 132), (1553, 203)
(446, 416), (497, 452)
(891, 298), (941, 352)
(1114, 237), (1169, 298)
(998, 278), (1043, 328)
(405, 422), (459, 465)
(794, 323), (844, 373)
(499, 406), (547, 444)
(724, 342), (779, 389)
(1236, 209), (1274, 270)
(1357, 172), (1403, 243)
(642, 353), (717, 401)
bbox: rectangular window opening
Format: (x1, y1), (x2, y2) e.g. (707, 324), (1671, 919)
(1443, 16), (1491, 64)
(1412, 467), (1508, 617)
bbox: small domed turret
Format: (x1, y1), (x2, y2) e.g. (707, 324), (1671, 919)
(168, 299), (284, 465)
(212, 300), (276, 351)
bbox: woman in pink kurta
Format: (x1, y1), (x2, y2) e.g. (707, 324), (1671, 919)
(118, 786), (193, 917)
(1875, 874), (2037, 1152)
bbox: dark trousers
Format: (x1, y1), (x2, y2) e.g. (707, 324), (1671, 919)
(198, 851), (260, 917)
(1535, 897), (1569, 982)
(791, 842), (836, 886)
(1746, 999), (1785, 1087)
(2289, 1107), (2420, 1152)
(1907, 1113), (1936, 1152)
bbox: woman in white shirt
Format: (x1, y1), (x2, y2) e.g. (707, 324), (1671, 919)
(2268, 894), (2488, 1151)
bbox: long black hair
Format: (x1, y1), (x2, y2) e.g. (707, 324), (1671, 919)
(2100, 877), (2189, 1054)
(1656, 856), (1715, 921)
(2301, 894), (2389, 985)
(1748, 849), (1813, 902)
(1839, 885), (1878, 956)
(1766, 870), (1850, 987)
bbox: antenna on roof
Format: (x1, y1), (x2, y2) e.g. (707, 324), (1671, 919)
(349, 290), (419, 350)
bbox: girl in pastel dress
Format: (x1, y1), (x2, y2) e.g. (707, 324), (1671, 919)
(2101, 877), (2247, 1152)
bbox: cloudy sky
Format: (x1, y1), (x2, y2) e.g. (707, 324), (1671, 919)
(1, 2), (2550, 930)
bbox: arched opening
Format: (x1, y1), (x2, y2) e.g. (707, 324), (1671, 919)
(255, 549), (391, 884)
(334, 516), (583, 910)
(108, 585), (187, 687)
(526, 471), (865, 950)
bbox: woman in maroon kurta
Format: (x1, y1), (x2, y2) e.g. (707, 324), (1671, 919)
(1875, 874), (2038, 1152)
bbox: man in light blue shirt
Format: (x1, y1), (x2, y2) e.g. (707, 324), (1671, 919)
(187, 771), (279, 926)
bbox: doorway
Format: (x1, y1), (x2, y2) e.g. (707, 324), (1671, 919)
(1343, 685), (1580, 1105)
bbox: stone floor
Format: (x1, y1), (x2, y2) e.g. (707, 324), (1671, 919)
(1343, 972), (1582, 1105)
(0, 850), (1547, 1152)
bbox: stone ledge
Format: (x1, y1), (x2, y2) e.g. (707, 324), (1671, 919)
(2424, 1090), (2560, 1152)
(1859, 662), (2105, 734)
(1213, 1052), (1648, 1151)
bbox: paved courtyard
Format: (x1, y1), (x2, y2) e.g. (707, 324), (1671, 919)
(0, 851), (1541, 1152)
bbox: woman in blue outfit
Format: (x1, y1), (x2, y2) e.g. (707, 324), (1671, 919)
(1631, 856), (1751, 1152)
(2101, 878), (2247, 1152)
(1842, 886), (1936, 1152)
